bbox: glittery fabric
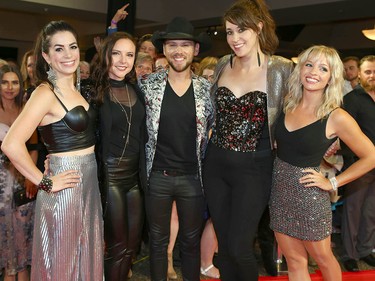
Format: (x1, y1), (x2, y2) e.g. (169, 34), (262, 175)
(269, 157), (332, 241)
(0, 124), (34, 275)
(211, 55), (294, 149)
(139, 70), (214, 184)
(31, 153), (104, 281)
(211, 87), (267, 152)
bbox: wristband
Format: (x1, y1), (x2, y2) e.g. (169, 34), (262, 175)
(329, 177), (338, 192)
(111, 20), (117, 25)
(38, 175), (53, 193)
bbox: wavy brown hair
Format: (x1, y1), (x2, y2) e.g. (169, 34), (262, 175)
(223, 0), (278, 55)
(91, 32), (137, 104)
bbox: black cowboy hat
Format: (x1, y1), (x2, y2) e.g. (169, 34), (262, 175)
(151, 17), (211, 54)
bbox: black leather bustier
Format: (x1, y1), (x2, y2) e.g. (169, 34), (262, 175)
(38, 93), (96, 153)
(211, 87), (267, 152)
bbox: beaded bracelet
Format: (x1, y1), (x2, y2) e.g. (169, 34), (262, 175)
(38, 175), (53, 193)
(329, 177), (338, 192)
(111, 19), (117, 25)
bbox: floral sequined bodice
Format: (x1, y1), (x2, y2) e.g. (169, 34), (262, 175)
(211, 86), (267, 152)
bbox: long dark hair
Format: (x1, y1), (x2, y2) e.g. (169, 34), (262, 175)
(223, 0), (279, 56)
(34, 20), (78, 90)
(0, 65), (24, 110)
(92, 32), (137, 104)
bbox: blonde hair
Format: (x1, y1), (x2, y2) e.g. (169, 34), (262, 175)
(197, 56), (218, 76)
(284, 45), (344, 119)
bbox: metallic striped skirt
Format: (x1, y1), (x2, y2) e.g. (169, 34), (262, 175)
(31, 153), (104, 281)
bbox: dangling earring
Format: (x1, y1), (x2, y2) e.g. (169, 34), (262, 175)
(47, 64), (57, 88)
(257, 31), (261, 67)
(76, 66), (81, 92)
(230, 52), (235, 68)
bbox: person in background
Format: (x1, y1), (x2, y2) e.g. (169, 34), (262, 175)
(135, 52), (153, 81)
(197, 56), (218, 82)
(89, 31), (146, 281)
(138, 34), (157, 60)
(341, 55), (375, 272)
(203, 1), (294, 280)
(0, 59), (8, 67)
(195, 55), (220, 279)
(0, 64), (36, 281)
(20, 50), (37, 100)
(342, 56), (359, 94)
(139, 17), (213, 281)
(269, 45), (375, 281)
(1, 20), (104, 281)
(155, 54), (169, 72)
(79, 61), (91, 80)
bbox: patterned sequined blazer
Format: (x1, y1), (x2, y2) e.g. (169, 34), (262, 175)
(212, 55), (294, 149)
(139, 70), (214, 185)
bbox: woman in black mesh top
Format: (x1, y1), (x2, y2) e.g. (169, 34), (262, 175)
(89, 32), (146, 281)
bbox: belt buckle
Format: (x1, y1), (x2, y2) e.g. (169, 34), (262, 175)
(163, 170), (177, 177)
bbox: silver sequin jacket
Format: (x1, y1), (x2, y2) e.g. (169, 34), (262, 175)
(139, 70), (214, 184)
(212, 55), (294, 149)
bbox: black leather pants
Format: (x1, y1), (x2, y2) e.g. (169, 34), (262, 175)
(103, 155), (144, 281)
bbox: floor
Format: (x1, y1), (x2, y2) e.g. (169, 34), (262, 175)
(128, 231), (375, 280)
(2, 209), (375, 280)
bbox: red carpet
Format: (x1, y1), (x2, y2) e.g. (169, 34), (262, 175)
(203, 270), (375, 281)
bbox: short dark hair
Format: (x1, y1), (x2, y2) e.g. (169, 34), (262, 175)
(342, 56), (359, 66)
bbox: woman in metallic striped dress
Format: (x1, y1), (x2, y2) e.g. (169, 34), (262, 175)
(1, 21), (104, 281)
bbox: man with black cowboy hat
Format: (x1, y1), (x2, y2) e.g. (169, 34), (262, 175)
(139, 17), (214, 281)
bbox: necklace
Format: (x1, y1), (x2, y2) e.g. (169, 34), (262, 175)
(110, 84), (132, 165)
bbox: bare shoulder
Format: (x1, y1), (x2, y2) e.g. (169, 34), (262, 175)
(327, 107), (360, 138)
(21, 83), (60, 125)
(329, 108), (354, 125)
(29, 83), (55, 101)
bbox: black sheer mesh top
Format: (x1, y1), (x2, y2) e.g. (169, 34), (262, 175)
(210, 86), (269, 152)
(38, 92), (96, 153)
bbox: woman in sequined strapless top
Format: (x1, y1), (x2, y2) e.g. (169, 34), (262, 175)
(269, 46), (375, 281)
(202, 1), (294, 280)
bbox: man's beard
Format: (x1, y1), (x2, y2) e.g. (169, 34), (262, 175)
(361, 79), (375, 93)
(167, 56), (193, 73)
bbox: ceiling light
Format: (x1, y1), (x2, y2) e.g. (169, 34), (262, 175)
(362, 25), (375, 40)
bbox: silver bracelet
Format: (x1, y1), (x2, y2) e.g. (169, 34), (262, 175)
(329, 177), (338, 192)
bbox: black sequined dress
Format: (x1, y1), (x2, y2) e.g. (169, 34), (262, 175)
(269, 112), (336, 241)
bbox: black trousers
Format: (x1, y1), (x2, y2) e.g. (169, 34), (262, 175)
(146, 171), (204, 281)
(203, 144), (273, 281)
(341, 168), (375, 260)
(103, 155), (144, 281)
